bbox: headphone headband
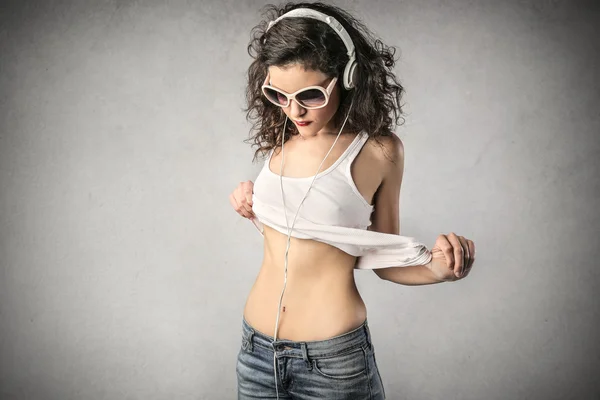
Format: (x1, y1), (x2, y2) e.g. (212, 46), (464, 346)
(266, 8), (355, 60)
(264, 8), (358, 89)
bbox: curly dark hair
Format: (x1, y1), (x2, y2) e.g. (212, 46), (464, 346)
(243, 1), (406, 162)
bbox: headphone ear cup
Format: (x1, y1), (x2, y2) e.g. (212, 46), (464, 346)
(343, 60), (358, 90)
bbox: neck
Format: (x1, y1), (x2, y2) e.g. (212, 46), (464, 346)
(297, 126), (349, 140)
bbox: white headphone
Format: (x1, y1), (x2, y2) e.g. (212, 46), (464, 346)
(263, 8), (358, 399)
(265, 8), (358, 90)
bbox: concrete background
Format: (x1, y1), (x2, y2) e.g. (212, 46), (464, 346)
(1, 0), (598, 399)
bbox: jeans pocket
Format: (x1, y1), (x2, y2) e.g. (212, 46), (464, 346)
(312, 347), (368, 380)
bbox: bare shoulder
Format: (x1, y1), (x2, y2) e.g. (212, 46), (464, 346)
(363, 133), (404, 171)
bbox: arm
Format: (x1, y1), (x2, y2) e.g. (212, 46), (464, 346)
(368, 135), (444, 286)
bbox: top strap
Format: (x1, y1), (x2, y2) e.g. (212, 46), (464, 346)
(341, 131), (369, 167)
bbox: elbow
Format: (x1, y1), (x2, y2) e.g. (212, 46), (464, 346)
(373, 268), (390, 281)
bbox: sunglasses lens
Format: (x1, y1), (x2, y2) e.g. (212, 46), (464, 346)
(296, 89), (326, 108)
(263, 88), (288, 106)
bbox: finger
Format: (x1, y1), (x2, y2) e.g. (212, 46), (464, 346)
(241, 198), (254, 217)
(231, 192), (253, 219)
(457, 236), (470, 277)
(437, 234), (455, 272)
(236, 187), (255, 218)
(243, 186), (255, 216)
(467, 240), (475, 270)
(461, 240), (475, 278)
(447, 232), (464, 277)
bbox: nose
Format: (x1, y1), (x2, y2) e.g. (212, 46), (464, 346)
(288, 99), (306, 119)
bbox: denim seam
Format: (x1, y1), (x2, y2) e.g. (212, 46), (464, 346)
(363, 346), (373, 400)
(253, 342), (275, 352)
(301, 343), (312, 371)
(310, 346), (369, 380)
(309, 343), (366, 359)
(372, 349), (386, 399)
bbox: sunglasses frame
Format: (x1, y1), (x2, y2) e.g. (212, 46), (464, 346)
(261, 72), (338, 109)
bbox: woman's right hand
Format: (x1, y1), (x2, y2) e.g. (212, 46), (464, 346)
(229, 180), (255, 219)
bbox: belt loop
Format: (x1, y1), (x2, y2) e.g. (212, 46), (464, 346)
(301, 343), (312, 370)
(247, 329), (255, 352)
(363, 321), (372, 350)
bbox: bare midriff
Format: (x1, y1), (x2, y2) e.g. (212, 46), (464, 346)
(243, 224), (368, 342)
(243, 132), (385, 342)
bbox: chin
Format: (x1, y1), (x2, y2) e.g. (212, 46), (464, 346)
(300, 122), (325, 134)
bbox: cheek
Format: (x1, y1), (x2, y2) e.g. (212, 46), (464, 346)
(312, 108), (335, 122)
(322, 90), (341, 119)
(313, 101), (339, 123)
(312, 96), (340, 121)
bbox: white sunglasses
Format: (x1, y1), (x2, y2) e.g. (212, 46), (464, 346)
(261, 72), (338, 109)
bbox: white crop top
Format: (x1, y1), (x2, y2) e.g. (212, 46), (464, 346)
(251, 131), (433, 270)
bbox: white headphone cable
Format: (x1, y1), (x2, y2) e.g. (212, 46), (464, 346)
(272, 98), (354, 399)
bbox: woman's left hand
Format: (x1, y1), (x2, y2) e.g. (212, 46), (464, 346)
(428, 233), (476, 282)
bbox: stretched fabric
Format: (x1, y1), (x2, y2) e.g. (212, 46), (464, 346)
(250, 135), (432, 270)
(250, 205), (432, 270)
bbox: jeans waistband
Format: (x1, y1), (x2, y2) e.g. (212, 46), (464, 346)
(241, 316), (372, 359)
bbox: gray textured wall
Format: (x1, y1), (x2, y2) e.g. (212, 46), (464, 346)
(1, 0), (598, 399)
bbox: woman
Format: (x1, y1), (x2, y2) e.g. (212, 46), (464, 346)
(229, 3), (476, 399)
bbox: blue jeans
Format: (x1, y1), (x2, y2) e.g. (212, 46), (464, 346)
(236, 317), (386, 399)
